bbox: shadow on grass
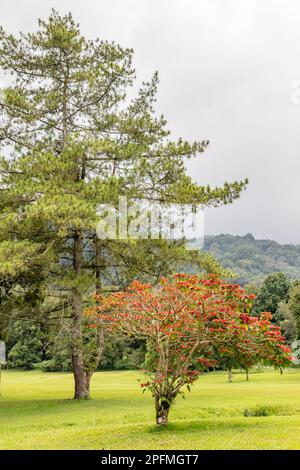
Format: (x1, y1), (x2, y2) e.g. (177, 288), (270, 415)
(145, 404), (300, 435)
(145, 418), (266, 435)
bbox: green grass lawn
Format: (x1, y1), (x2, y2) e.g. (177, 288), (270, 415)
(1, 368), (300, 450)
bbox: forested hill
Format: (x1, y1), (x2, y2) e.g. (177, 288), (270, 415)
(203, 233), (300, 286)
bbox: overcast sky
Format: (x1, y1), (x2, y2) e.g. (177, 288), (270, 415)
(1, 0), (300, 244)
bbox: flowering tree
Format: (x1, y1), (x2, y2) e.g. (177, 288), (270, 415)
(86, 274), (292, 425)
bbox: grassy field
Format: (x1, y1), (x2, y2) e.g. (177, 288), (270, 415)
(1, 369), (300, 450)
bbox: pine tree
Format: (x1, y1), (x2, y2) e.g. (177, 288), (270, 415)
(0, 11), (247, 398)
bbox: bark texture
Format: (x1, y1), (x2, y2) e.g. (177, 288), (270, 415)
(155, 397), (171, 425)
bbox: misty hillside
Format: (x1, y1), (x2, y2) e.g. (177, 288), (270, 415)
(203, 233), (300, 286)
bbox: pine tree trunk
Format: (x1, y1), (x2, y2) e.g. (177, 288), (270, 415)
(71, 232), (90, 399)
(71, 290), (91, 399)
(155, 397), (171, 425)
(228, 368), (233, 383)
(72, 352), (91, 399)
(71, 236), (104, 399)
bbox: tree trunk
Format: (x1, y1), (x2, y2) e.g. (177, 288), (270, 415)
(155, 397), (171, 425)
(71, 236), (104, 399)
(245, 368), (249, 381)
(72, 352), (91, 399)
(71, 289), (91, 399)
(93, 240), (105, 369)
(228, 368), (233, 383)
(71, 232), (90, 399)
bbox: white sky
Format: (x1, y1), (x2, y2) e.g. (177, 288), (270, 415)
(1, 0), (300, 244)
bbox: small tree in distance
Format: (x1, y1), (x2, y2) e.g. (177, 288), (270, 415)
(86, 274), (292, 425)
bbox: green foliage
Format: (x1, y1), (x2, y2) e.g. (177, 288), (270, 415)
(33, 358), (71, 373)
(278, 301), (298, 344)
(7, 321), (46, 369)
(100, 336), (146, 370)
(7, 318), (146, 372)
(33, 330), (72, 372)
(252, 272), (290, 318)
(291, 340), (300, 366)
(288, 283), (300, 339)
(114, 344), (146, 370)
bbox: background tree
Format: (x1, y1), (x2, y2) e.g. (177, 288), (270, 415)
(6, 320), (46, 369)
(252, 272), (290, 321)
(286, 282), (300, 339)
(0, 241), (47, 350)
(0, 11), (247, 398)
(278, 300), (298, 344)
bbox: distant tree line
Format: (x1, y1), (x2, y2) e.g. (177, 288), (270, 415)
(4, 271), (299, 371)
(203, 233), (300, 285)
